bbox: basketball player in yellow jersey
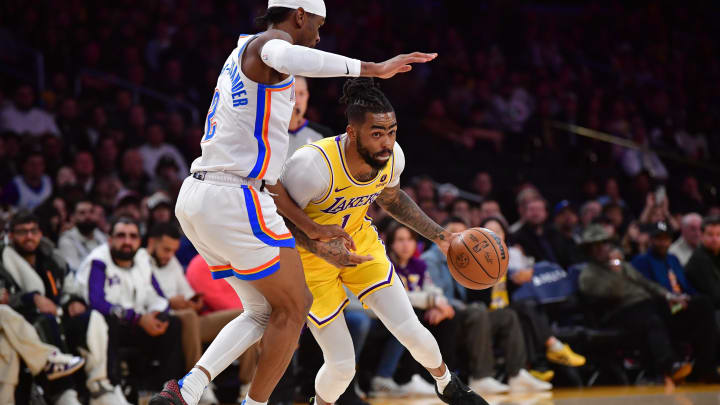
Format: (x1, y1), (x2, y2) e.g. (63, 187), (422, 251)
(274, 78), (489, 405)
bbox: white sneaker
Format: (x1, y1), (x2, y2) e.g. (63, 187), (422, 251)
(45, 350), (85, 381)
(469, 377), (509, 394)
(199, 383), (220, 405)
(399, 374), (436, 396)
(508, 369), (553, 393)
(54, 389), (82, 405)
(370, 376), (406, 397)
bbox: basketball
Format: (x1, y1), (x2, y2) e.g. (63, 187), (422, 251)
(447, 227), (509, 290)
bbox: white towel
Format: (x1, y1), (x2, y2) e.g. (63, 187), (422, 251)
(2, 245), (45, 295)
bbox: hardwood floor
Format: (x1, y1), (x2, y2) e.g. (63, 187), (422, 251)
(366, 385), (720, 405)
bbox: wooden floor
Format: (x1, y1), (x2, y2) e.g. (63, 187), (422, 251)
(139, 385), (720, 405)
(367, 385), (720, 405)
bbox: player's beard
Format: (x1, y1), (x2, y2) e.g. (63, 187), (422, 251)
(356, 136), (390, 170)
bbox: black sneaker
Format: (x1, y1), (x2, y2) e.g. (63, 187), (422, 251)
(436, 372), (489, 405)
(149, 380), (188, 405)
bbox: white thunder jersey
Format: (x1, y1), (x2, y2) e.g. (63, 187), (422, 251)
(191, 34), (296, 184)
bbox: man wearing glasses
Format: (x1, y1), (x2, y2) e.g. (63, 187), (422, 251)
(0, 211), (120, 405)
(75, 217), (185, 399)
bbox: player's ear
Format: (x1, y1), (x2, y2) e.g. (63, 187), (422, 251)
(346, 124), (355, 139)
(295, 7), (305, 27)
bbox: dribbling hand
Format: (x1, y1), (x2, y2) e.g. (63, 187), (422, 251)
(365, 52), (438, 79)
(436, 231), (458, 257)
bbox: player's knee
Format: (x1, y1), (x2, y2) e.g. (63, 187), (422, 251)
(244, 301), (272, 328)
(269, 301), (305, 328)
(274, 285), (313, 325)
(327, 357), (356, 383)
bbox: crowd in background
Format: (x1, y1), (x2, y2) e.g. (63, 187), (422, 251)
(1, 0), (720, 404)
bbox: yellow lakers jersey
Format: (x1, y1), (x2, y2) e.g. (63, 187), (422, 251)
(298, 135), (395, 259)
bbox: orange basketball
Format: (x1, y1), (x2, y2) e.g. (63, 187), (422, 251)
(447, 227), (509, 290)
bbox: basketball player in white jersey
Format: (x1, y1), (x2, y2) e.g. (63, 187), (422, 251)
(151, 1), (437, 404)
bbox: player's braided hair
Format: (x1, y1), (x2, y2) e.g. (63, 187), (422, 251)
(340, 78), (394, 123)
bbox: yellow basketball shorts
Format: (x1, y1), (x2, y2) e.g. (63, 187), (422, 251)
(301, 231), (394, 328)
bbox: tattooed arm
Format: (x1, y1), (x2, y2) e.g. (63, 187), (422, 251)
(267, 182), (355, 248)
(375, 185), (453, 249)
(284, 219), (373, 269)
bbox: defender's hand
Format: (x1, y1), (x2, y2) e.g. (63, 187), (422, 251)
(316, 238), (373, 269)
(363, 52), (438, 79)
(307, 224), (356, 251)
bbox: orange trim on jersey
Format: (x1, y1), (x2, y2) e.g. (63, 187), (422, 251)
(209, 255), (281, 280)
(233, 255), (280, 276)
(256, 81), (295, 179)
(248, 186), (293, 240)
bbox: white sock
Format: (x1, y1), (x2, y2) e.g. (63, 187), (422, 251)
(548, 337), (564, 352)
(243, 393), (267, 405)
(433, 367), (452, 394)
(179, 368), (209, 405)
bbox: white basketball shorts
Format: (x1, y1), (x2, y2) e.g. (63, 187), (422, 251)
(175, 172), (295, 281)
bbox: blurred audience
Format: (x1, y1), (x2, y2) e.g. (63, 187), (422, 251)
(0, 0), (718, 399)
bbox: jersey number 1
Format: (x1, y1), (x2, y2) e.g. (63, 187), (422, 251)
(340, 214), (351, 229)
(202, 89), (221, 142)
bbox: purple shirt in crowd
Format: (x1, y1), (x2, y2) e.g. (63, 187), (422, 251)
(393, 257), (428, 292)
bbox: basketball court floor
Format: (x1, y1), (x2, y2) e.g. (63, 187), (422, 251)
(139, 385), (720, 405)
(368, 385), (720, 405)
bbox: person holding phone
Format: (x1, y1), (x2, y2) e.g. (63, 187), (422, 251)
(75, 217), (185, 394)
(145, 222), (246, 404)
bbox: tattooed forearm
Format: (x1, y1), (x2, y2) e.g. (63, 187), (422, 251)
(375, 187), (447, 242)
(284, 219), (359, 268)
(284, 219), (317, 253)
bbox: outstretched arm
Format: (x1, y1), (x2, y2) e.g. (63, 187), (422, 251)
(260, 33), (437, 79)
(375, 185), (452, 249)
(284, 220), (372, 269)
